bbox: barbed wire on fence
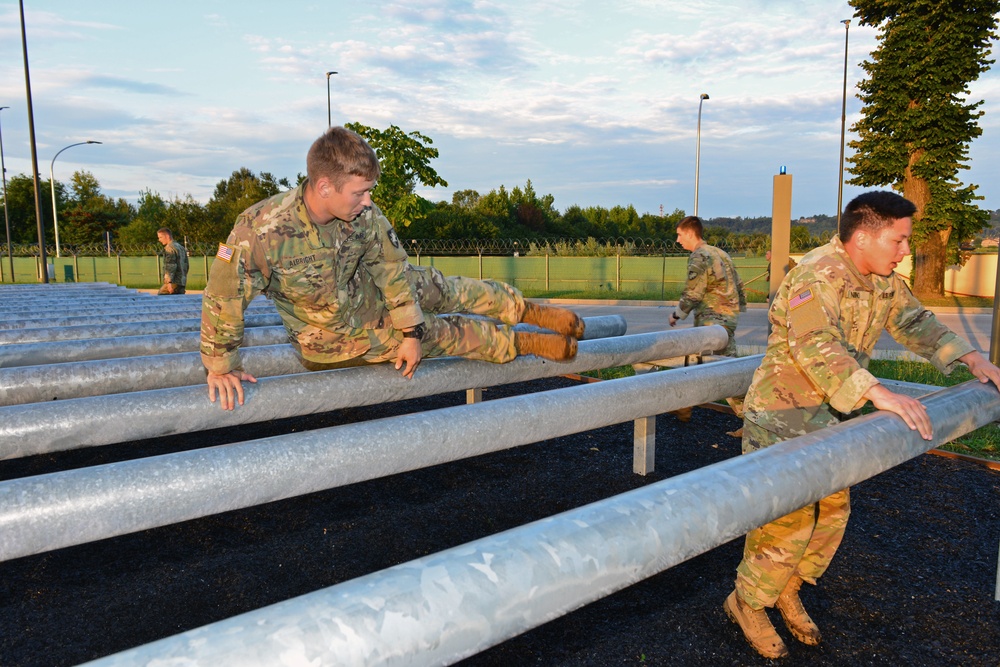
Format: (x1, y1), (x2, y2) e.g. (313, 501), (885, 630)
(5, 236), (995, 259)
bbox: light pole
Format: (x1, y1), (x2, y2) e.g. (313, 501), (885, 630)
(694, 93), (709, 216)
(50, 140), (101, 257)
(837, 19), (851, 230)
(0, 106), (12, 282)
(326, 71), (338, 127)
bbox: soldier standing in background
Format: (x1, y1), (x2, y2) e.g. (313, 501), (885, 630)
(157, 228), (188, 295)
(200, 126), (584, 410)
(669, 215), (747, 422)
(723, 191), (1000, 659)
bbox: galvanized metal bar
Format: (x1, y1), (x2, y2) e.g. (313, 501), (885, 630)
(0, 282), (129, 295)
(0, 326), (291, 368)
(0, 315), (628, 405)
(0, 297), (269, 320)
(0, 315), (624, 368)
(78, 379), (1000, 667)
(0, 350), (755, 562)
(0, 312), (283, 345)
(0, 327), (725, 457)
(0, 310), (222, 330)
(0, 344), (307, 406)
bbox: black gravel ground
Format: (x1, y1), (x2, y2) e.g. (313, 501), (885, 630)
(1, 376), (999, 666)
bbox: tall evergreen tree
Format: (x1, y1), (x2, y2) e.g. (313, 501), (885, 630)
(847, 0), (999, 296)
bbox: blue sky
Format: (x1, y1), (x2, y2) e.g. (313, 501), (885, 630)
(1, 1), (998, 221)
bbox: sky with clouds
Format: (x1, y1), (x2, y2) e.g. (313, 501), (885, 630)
(1, 0), (998, 221)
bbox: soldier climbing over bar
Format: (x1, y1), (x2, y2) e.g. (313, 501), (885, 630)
(200, 126), (584, 410)
(722, 190), (1000, 658)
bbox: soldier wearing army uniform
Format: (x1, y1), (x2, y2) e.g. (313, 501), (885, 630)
(669, 215), (746, 422)
(669, 215), (746, 355)
(157, 228), (188, 295)
(200, 126), (584, 410)
(723, 191), (1000, 659)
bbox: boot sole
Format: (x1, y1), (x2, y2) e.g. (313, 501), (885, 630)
(776, 605), (821, 646)
(723, 594), (789, 659)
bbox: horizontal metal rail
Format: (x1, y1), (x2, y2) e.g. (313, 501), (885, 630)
(0, 315), (626, 405)
(0, 312), (283, 345)
(0, 351), (755, 562)
(79, 379), (1000, 667)
(0, 327), (721, 458)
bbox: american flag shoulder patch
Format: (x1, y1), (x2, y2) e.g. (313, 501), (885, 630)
(216, 243), (235, 263)
(788, 288), (814, 309)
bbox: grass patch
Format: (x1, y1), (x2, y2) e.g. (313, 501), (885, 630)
(579, 365), (636, 381)
(869, 357), (1000, 461)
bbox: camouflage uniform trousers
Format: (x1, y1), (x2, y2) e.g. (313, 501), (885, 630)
(301, 264), (522, 370)
(734, 419), (851, 609)
(694, 310), (743, 416)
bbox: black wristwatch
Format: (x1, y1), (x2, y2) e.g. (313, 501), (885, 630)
(402, 323), (426, 340)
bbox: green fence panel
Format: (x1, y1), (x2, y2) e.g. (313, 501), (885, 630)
(0, 253), (773, 295)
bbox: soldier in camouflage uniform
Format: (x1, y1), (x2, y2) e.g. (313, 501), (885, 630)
(723, 191), (1000, 659)
(157, 228), (188, 295)
(669, 215), (746, 355)
(669, 215), (746, 422)
(201, 127), (584, 410)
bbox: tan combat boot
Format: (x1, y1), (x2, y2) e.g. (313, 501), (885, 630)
(723, 591), (789, 659)
(521, 302), (585, 339)
(775, 576), (821, 646)
(514, 331), (577, 361)
(671, 407), (692, 422)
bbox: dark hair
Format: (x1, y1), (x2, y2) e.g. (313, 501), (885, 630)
(306, 126), (381, 190)
(156, 228), (173, 238)
(676, 215), (704, 239)
(839, 191), (917, 243)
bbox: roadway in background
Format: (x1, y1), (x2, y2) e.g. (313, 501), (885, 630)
(542, 300), (996, 359)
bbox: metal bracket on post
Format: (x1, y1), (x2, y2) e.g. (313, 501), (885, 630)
(633, 415), (656, 475)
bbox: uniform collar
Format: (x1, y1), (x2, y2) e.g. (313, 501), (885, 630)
(293, 180), (325, 249)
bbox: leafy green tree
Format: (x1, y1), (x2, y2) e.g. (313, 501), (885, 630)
(1, 173), (48, 245)
(344, 123), (448, 228)
(58, 171), (134, 247)
(117, 190), (211, 249)
(847, 0), (999, 296)
(205, 168), (290, 242)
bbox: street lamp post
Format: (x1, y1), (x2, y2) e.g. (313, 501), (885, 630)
(0, 106), (13, 282)
(50, 140), (101, 257)
(326, 71), (338, 128)
(837, 19), (851, 230)
(694, 93), (709, 216)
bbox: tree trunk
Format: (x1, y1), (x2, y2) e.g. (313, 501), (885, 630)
(903, 152), (948, 298)
(911, 228), (948, 297)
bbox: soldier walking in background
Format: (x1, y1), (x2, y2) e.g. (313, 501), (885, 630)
(669, 215), (746, 423)
(156, 228), (188, 295)
(200, 126), (584, 410)
(723, 191), (1000, 659)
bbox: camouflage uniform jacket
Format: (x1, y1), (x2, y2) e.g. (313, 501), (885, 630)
(743, 236), (974, 439)
(163, 240), (188, 286)
(200, 182), (423, 374)
(675, 242), (746, 321)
